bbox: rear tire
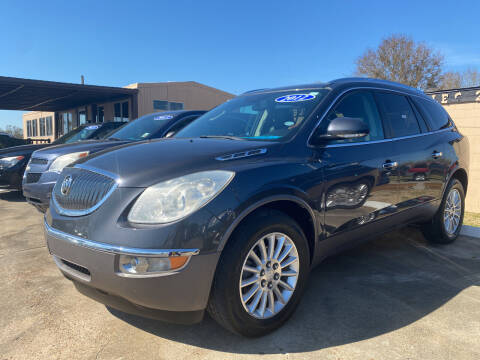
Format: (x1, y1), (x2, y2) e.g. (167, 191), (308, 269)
(207, 209), (310, 337)
(421, 178), (465, 244)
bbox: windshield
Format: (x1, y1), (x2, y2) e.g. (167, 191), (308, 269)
(175, 89), (329, 141)
(107, 113), (174, 141)
(52, 125), (107, 145)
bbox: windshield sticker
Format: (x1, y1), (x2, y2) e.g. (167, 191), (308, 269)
(85, 125), (100, 130)
(154, 115), (173, 120)
(275, 94), (315, 103)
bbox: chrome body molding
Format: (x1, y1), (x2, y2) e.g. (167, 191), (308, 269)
(323, 127), (454, 148)
(44, 219), (200, 257)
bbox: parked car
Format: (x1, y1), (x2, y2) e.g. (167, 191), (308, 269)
(24, 111), (205, 212)
(0, 122), (124, 191)
(0, 132), (28, 149)
(43, 78), (469, 337)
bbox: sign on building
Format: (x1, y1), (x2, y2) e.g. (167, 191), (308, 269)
(430, 88), (480, 105)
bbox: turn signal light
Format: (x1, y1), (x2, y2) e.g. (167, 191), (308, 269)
(118, 255), (189, 275)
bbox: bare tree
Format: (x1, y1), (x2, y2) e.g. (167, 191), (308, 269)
(439, 68), (480, 90)
(355, 34), (444, 90)
(0, 125), (23, 138)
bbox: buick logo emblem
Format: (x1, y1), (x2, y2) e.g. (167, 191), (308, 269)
(60, 175), (73, 196)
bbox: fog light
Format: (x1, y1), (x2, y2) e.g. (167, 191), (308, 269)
(119, 255), (189, 275)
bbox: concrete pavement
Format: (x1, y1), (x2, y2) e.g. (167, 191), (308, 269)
(1, 190), (479, 360)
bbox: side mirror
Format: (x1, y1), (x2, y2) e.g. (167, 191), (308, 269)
(313, 117), (369, 143)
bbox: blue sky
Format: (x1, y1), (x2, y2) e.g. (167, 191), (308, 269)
(1, 0), (479, 129)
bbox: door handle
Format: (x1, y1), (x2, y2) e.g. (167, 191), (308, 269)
(382, 161), (398, 170)
(432, 151), (443, 159)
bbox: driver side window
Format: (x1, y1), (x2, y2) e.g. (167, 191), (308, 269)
(322, 90), (385, 144)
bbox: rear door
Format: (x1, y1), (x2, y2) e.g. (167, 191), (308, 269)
(410, 96), (453, 198)
(317, 90), (398, 244)
(374, 91), (445, 216)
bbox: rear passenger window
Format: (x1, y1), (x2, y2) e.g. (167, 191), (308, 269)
(375, 92), (420, 138)
(410, 97), (451, 131)
(321, 90), (384, 143)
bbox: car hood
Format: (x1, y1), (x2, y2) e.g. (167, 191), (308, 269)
(74, 138), (277, 188)
(32, 139), (130, 160)
(0, 143), (47, 157)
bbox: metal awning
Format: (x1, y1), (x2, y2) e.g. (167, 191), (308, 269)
(0, 76), (137, 111)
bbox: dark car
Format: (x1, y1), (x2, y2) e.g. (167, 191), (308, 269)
(0, 133), (29, 149)
(24, 111), (205, 212)
(44, 78), (469, 337)
(0, 122), (125, 191)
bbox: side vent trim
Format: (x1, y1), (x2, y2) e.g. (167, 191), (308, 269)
(215, 148), (267, 161)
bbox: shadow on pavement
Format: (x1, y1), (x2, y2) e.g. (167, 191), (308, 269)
(0, 190), (25, 202)
(108, 227), (480, 354)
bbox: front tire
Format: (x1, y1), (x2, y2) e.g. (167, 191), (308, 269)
(422, 178), (465, 244)
(207, 209), (310, 337)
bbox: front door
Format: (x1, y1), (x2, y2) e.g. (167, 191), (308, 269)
(315, 90), (398, 250)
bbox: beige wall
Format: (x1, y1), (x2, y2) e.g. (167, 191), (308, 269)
(22, 111), (56, 143)
(443, 102), (480, 212)
(128, 81), (234, 117)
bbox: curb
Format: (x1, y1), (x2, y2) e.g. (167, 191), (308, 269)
(460, 225), (480, 238)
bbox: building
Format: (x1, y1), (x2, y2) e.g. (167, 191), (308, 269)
(16, 79), (234, 143)
(427, 86), (480, 212)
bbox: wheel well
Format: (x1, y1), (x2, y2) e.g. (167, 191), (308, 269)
(451, 168), (468, 194)
(236, 200), (316, 263)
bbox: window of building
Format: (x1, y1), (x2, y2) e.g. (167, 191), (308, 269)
(114, 103), (121, 121)
(153, 100), (168, 110)
(39, 118), (46, 136)
(32, 119), (38, 137)
(169, 102), (184, 110)
(78, 109), (87, 126)
(320, 90), (384, 144)
(122, 101), (129, 121)
(26, 120), (32, 137)
(114, 101), (129, 122)
(97, 106), (104, 123)
(46, 116), (53, 136)
(61, 112), (73, 135)
(153, 100), (184, 111)
(375, 92), (421, 138)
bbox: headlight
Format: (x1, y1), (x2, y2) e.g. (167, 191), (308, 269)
(0, 156), (24, 168)
(48, 151), (89, 173)
(128, 170), (235, 224)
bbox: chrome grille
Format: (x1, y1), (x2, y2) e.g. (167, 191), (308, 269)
(53, 167), (117, 216)
(30, 157), (49, 165)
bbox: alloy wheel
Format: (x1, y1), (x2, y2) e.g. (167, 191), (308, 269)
(444, 188), (462, 235)
(239, 232), (300, 319)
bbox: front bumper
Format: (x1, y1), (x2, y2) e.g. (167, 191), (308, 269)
(44, 220), (220, 324)
(22, 179), (55, 211)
